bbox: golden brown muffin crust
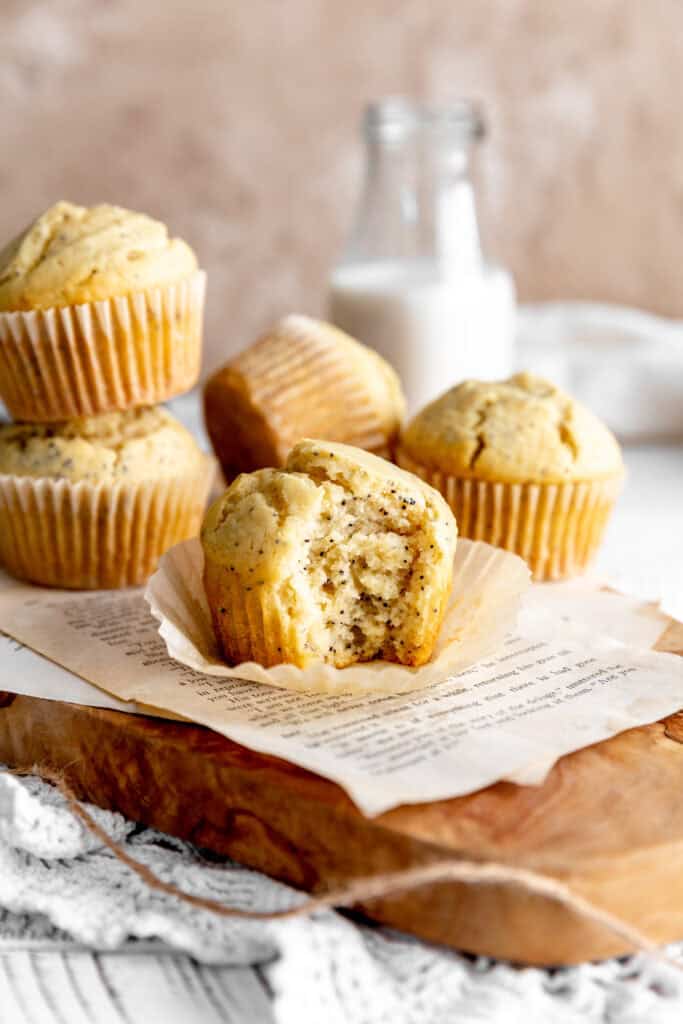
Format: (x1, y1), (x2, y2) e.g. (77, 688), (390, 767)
(399, 372), (624, 484)
(203, 315), (405, 481)
(0, 201), (197, 311)
(0, 407), (205, 484)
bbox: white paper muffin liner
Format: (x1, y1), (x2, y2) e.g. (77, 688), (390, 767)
(243, 315), (402, 455)
(396, 449), (623, 581)
(0, 456), (215, 589)
(204, 314), (404, 481)
(145, 537), (531, 696)
(0, 270), (206, 421)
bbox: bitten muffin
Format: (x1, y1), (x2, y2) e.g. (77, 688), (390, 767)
(0, 201), (205, 420)
(396, 373), (624, 581)
(201, 439), (457, 669)
(0, 407), (215, 589)
(203, 315), (405, 481)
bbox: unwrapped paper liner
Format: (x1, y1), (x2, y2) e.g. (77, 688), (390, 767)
(0, 270), (206, 421)
(145, 537), (531, 696)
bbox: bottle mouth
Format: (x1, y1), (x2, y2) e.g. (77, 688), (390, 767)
(364, 98), (485, 144)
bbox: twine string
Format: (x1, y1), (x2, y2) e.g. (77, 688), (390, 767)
(4, 767), (682, 970)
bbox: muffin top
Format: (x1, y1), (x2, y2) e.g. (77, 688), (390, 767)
(0, 407), (205, 484)
(0, 201), (198, 311)
(202, 437), (455, 574)
(399, 373), (623, 484)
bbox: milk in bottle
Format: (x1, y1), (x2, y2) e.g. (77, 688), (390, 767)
(329, 99), (515, 414)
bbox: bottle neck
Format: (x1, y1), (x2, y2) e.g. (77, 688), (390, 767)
(345, 131), (483, 274)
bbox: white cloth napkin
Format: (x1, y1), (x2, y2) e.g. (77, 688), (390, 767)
(0, 770), (681, 1024)
(516, 302), (683, 621)
(516, 302), (683, 441)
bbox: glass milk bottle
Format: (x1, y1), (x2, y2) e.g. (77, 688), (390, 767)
(329, 98), (516, 414)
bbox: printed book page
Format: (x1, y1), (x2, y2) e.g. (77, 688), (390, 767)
(0, 568), (679, 815)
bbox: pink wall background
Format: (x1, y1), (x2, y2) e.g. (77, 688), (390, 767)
(2, 1), (682, 370)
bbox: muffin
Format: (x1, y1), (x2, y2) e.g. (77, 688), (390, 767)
(0, 201), (205, 421)
(0, 407), (215, 589)
(201, 438), (457, 669)
(396, 373), (624, 581)
(203, 315), (405, 481)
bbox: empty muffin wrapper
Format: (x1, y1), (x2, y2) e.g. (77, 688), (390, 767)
(145, 537), (531, 695)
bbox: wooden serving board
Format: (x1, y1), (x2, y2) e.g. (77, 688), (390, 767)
(1, 618), (682, 967)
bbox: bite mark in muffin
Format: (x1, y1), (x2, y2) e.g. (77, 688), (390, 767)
(201, 439), (457, 669)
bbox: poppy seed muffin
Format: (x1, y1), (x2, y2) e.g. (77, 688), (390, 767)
(396, 373), (624, 580)
(0, 201), (205, 421)
(0, 407), (200, 482)
(0, 407), (215, 589)
(201, 439), (457, 669)
(203, 315), (405, 482)
(0, 201), (197, 311)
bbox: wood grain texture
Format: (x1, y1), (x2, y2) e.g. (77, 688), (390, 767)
(1, 616), (680, 968)
(1, 618), (682, 968)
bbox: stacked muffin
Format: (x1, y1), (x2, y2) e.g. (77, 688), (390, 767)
(0, 201), (214, 588)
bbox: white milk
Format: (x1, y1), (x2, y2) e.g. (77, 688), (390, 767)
(329, 261), (516, 414)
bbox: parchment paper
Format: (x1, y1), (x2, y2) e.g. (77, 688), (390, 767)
(0, 558), (681, 816)
(0, 631), (135, 713)
(146, 539), (530, 695)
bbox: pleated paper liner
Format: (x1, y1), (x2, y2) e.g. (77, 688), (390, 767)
(205, 315), (403, 477)
(0, 270), (206, 421)
(145, 537), (531, 696)
(0, 456), (215, 590)
(203, 562), (300, 668)
(395, 449), (623, 581)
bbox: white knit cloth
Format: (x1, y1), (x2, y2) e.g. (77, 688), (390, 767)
(0, 771), (681, 1023)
